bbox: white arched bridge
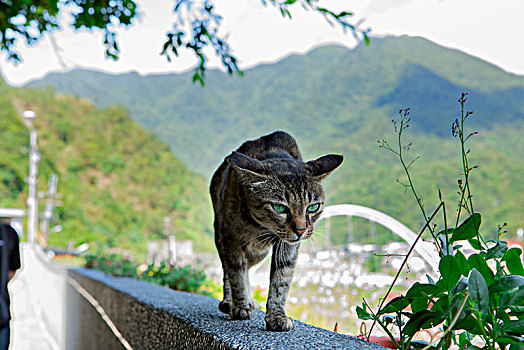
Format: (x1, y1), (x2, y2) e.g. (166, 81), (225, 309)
(318, 204), (439, 271)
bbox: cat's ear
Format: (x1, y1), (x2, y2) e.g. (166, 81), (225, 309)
(228, 151), (268, 178)
(306, 154), (343, 181)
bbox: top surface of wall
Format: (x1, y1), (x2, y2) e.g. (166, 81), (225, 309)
(69, 267), (386, 350)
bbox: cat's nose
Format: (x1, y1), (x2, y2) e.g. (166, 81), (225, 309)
(294, 227), (307, 236)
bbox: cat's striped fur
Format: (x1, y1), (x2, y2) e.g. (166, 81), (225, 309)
(210, 131), (343, 331)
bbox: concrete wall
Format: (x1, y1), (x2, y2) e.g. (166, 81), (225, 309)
(66, 268), (385, 350)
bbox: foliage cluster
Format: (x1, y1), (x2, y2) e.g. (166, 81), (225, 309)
(138, 260), (221, 297)
(30, 36), (524, 244)
(0, 80), (214, 255)
(0, 0), (366, 84)
(0, 0), (136, 62)
(356, 94), (524, 350)
(84, 252), (221, 298)
(84, 252), (137, 277)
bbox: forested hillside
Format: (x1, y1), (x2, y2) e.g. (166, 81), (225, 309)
(0, 80), (213, 254)
(29, 35), (524, 243)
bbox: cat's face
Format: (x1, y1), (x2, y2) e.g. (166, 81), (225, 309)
(246, 176), (324, 243)
(229, 152), (343, 244)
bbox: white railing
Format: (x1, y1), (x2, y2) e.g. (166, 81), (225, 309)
(319, 204), (440, 271)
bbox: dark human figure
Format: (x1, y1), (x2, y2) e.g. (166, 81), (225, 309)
(0, 222), (21, 350)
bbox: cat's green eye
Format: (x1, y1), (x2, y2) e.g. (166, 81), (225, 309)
(307, 203), (320, 213)
(272, 203), (287, 214)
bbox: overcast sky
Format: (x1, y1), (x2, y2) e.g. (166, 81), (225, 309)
(1, 0), (523, 86)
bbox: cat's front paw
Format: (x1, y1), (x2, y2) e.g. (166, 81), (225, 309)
(229, 306), (253, 320)
(219, 299), (233, 314)
(265, 314), (295, 332)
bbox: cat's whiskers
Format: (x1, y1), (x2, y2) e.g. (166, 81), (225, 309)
(307, 234), (333, 269)
(254, 234), (276, 250)
(308, 235), (322, 252)
(300, 240), (315, 269)
(232, 232), (273, 254)
(311, 227), (326, 240)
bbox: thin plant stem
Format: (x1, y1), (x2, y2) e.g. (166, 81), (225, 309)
(454, 94), (486, 248)
(367, 201), (444, 339)
(394, 112), (442, 254)
(473, 313), (496, 350)
(443, 203), (452, 258)
(420, 293), (470, 350)
(362, 298), (402, 350)
(398, 120), (428, 224)
(455, 99), (471, 226)
(460, 121), (475, 216)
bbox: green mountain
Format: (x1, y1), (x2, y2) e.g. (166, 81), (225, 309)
(27, 35), (524, 243)
(0, 80), (214, 255)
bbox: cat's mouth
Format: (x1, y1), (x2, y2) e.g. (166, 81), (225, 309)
(286, 238), (301, 244)
(284, 235), (308, 244)
(276, 230), (310, 244)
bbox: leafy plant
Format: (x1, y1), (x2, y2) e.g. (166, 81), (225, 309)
(357, 93), (524, 349)
(1, 0), (367, 84)
(84, 252), (221, 298)
(137, 260), (221, 298)
(84, 252), (138, 278)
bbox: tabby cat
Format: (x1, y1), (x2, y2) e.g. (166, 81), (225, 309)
(210, 131), (343, 331)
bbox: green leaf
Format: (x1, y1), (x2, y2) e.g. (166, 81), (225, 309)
(469, 268), (490, 321)
(356, 304), (372, 320)
(436, 228), (454, 237)
(406, 282), (439, 298)
(455, 250), (471, 276)
(192, 71), (205, 86)
(489, 275), (524, 293)
(450, 213), (481, 243)
(429, 288), (449, 313)
(411, 297), (429, 314)
(503, 248), (524, 276)
(468, 253), (495, 285)
(468, 238), (484, 250)
(364, 33), (370, 46)
(510, 343), (524, 350)
(454, 311), (483, 334)
(505, 286), (524, 306)
(378, 296), (412, 316)
(440, 255), (461, 290)
(502, 320), (524, 334)
(403, 310), (443, 337)
(409, 340), (437, 350)
(495, 335), (524, 346)
(458, 331), (472, 349)
(336, 11), (353, 18)
(451, 276), (468, 294)
(486, 241), (508, 259)
(283, 0), (296, 4)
